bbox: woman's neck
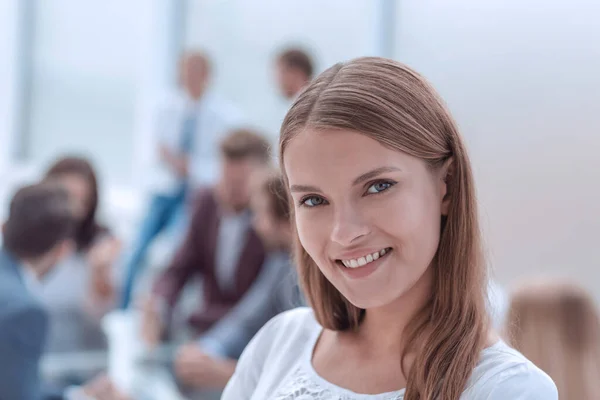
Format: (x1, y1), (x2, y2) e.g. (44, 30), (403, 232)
(353, 266), (434, 356)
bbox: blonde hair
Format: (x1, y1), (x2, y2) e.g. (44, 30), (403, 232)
(507, 281), (600, 400)
(279, 57), (488, 399)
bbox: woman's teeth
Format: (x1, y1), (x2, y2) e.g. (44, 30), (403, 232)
(341, 248), (390, 269)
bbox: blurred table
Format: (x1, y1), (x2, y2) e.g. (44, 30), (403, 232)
(42, 350), (107, 379)
(42, 345), (188, 400)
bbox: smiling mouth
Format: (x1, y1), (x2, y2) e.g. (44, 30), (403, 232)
(336, 247), (393, 269)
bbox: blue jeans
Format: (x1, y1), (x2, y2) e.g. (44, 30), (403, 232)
(120, 187), (187, 309)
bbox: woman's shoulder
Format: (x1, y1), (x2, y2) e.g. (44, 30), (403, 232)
(270, 306), (317, 326)
(254, 307), (319, 350)
(465, 341), (557, 399)
(240, 307), (319, 371)
(223, 308), (320, 397)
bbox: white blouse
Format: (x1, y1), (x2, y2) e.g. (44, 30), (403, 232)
(222, 308), (557, 400)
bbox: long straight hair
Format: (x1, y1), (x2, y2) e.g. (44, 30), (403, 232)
(45, 156), (106, 252)
(279, 57), (488, 399)
(507, 281), (600, 400)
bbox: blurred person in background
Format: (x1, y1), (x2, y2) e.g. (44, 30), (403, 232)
(506, 280), (600, 400)
(121, 51), (244, 309)
(141, 129), (270, 346)
(173, 170), (303, 394)
(0, 183), (126, 400)
(40, 156), (121, 354)
(275, 48), (314, 100)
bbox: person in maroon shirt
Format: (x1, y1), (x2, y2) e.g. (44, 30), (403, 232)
(141, 128), (271, 345)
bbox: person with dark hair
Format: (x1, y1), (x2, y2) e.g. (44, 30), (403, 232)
(275, 48), (314, 100)
(0, 183), (125, 400)
(45, 156), (106, 251)
(1, 183), (74, 279)
(172, 170), (302, 393)
(141, 129), (271, 346)
(39, 156), (121, 354)
(121, 50), (245, 309)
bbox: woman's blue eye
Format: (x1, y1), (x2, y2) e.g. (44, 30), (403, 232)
(302, 196), (325, 207)
(367, 181), (393, 194)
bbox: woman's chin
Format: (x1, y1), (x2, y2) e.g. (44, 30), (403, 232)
(342, 291), (396, 310)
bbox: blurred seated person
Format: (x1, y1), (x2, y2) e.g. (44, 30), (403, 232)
(121, 51), (244, 309)
(275, 47), (314, 100)
(505, 279), (600, 400)
(173, 171), (303, 391)
(142, 129), (271, 345)
(0, 183), (126, 400)
(40, 156), (121, 353)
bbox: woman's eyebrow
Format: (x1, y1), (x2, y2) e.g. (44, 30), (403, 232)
(352, 166), (401, 186)
(290, 184), (322, 193)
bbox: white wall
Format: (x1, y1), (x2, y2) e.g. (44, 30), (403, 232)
(0, 0), (180, 242)
(25, 0), (142, 186)
(184, 0), (381, 139)
(0, 0), (22, 175)
(396, 0), (600, 297)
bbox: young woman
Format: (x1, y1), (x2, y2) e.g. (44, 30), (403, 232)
(40, 156), (121, 353)
(222, 58), (557, 399)
(506, 280), (600, 400)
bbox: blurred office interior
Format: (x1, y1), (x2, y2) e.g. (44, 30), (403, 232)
(0, 0), (598, 398)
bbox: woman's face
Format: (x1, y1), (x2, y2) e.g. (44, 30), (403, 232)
(284, 129), (449, 309)
(58, 173), (93, 221)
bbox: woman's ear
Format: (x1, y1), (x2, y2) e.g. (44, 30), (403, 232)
(440, 157), (454, 216)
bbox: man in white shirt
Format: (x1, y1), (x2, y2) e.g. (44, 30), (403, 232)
(121, 52), (243, 308)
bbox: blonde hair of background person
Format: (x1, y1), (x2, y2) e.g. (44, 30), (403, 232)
(506, 281), (600, 400)
(222, 57), (557, 400)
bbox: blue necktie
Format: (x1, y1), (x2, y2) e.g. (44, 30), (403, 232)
(179, 112), (197, 154)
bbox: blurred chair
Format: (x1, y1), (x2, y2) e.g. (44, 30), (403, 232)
(505, 279), (600, 400)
